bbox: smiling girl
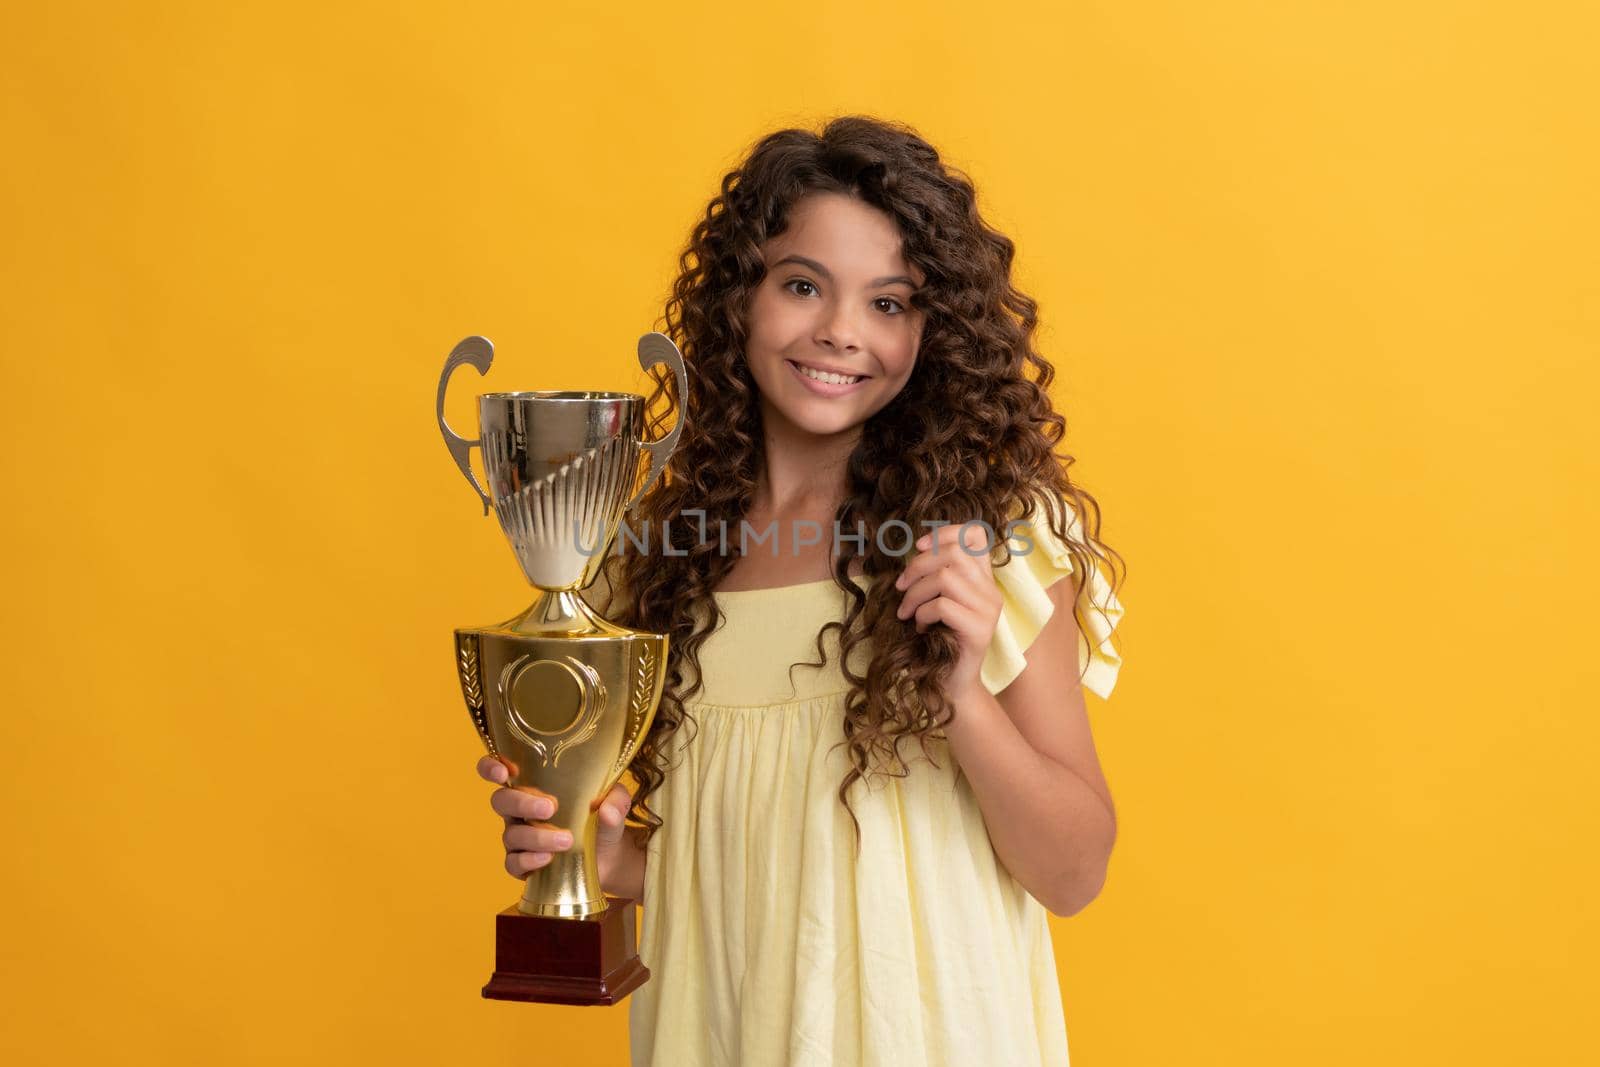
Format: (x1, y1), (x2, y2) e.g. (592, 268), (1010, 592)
(478, 115), (1127, 1066)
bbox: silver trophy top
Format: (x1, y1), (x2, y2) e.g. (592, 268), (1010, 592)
(437, 333), (687, 591)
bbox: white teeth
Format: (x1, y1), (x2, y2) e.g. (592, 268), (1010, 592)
(796, 363), (862, 385)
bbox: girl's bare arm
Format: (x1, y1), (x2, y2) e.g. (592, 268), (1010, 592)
(940, 575), (1117, 917)
(599, 825), (649, 905)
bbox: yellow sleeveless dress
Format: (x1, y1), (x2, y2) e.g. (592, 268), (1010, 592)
(620, 502), (1124, 1067)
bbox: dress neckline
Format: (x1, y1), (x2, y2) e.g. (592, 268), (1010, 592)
(711, 573), (873, 600)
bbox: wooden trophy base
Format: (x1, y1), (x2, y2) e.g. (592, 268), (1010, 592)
(481, 896), (648, 1005)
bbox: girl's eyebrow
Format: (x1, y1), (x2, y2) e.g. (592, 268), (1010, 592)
(772, 254), (917, 289)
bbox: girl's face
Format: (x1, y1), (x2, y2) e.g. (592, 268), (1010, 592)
(744, 192), (926, 440)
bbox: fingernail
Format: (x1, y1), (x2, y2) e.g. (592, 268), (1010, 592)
(532, 799), (554, 819)
(555, 832), (573, 848)
(492, 767), (506, 782)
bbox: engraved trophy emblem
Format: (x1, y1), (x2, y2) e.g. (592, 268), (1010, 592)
(437, 332), (686, 1004)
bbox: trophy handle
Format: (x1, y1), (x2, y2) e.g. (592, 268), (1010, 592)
(437, 335), (495, 515)
(625, 332), (688, 513)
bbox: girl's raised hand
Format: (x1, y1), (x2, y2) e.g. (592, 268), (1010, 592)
(893, 521), (1004, 693)
(475, 756), (632, 885)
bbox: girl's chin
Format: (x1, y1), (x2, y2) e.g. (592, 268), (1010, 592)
(764, 397), (868, 437)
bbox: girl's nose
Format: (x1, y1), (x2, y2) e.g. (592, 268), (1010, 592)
(814, 310), (863, 353)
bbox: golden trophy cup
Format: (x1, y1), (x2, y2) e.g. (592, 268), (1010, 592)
(436, 332), (686, 1005)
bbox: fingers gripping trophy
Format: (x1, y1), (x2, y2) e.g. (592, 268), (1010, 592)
(436, 332), (687, 1005)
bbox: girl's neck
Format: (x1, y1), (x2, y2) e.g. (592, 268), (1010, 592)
(755, 423), (858, 519)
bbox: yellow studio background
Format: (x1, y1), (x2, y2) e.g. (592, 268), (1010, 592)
(2, 1), (1594, 1064)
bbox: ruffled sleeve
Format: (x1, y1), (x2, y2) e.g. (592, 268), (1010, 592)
(979, 494), (1126, 700)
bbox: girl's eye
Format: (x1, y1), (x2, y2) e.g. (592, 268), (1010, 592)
(784, 279), (905, 316)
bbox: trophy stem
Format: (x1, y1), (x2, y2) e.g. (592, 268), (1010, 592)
(518, 843), (608, 918)
(507, 588), (629, 638)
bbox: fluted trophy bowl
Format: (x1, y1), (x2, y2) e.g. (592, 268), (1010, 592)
(478, 390), (641, 594)
(438, 333), (685, 948)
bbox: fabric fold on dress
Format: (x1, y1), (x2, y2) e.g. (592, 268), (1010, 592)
(632, 695), (1074, 1067)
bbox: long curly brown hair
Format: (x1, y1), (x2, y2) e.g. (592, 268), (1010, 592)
(603, 114), (1126, 851)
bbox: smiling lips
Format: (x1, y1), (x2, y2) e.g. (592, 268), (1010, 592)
(786, 359), (869, 394)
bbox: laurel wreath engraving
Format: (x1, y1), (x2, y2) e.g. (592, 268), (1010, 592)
(605, 641), (656, 785)
(549, 662), (606, 768)
(496, 654), (607, 769)
(456, 634), (497, 757)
